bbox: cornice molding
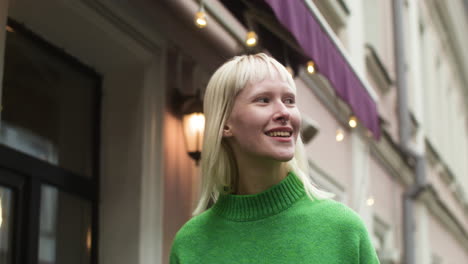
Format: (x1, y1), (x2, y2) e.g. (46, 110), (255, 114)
(420, 185), (468, 252)
(425, 139), (468, 216)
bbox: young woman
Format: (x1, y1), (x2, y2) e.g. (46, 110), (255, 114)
(170, 53), (380, 263)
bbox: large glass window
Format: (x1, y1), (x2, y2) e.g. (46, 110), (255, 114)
(0, 20), (99, 178)
(39, 185), (92, 264)
(0, 20), (100, 264)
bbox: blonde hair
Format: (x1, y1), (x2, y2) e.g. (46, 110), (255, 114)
(193, 53), (333, 215)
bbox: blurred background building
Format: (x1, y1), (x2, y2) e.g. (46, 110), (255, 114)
(0, 0), (466, 263)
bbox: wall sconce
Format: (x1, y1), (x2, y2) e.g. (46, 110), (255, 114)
(181, 97), (205, 165)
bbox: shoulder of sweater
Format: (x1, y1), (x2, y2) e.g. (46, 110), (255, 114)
(300, 198), (369, 234)
(171, 209), (215, 245)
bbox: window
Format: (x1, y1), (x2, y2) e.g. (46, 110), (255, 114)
(0, 20), (100, 264)
(312, 0), (349, 47)
(363, 0), (392, 71)
(1, 20), (99, 179)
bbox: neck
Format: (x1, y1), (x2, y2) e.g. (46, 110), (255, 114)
(234, 155), (289, 195)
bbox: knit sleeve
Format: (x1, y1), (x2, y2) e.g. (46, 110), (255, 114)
(169, 242), (180, 264)
(358, 222), (380, 264)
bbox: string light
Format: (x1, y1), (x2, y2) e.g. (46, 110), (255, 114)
(245, 31), (258, 47)
(367, 196), (375, 206)
(307, 61), (315, 74)
(348, 116), (358, 128)
(194, 3), (207, 29)
(336, 128), (345, 142)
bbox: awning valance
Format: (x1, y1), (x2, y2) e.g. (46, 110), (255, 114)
(264, 0), (381, 140)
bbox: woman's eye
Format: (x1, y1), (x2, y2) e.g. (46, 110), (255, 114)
(256, 97), (269, 103)
(284, 98), (295, 104)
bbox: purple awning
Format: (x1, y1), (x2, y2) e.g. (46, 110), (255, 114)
(264, 0), (381, 140)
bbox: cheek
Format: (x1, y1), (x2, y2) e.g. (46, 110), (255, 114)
(231, 108), (264, 131)
(291, 109), (302, 129)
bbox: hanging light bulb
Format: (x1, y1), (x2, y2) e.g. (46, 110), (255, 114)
(336, 128), (345, 142)
(245, 31), (258, 47)
(348, 116), (358, 128)
(307, 61), (315, 74)
(194, 6), (207, 28)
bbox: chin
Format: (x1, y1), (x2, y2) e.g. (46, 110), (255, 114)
(270, 153), (295, 162)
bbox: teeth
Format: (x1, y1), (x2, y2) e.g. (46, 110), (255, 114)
(266, 131), (291, 137)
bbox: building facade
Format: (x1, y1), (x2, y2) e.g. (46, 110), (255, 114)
(0, 0), (466, 263)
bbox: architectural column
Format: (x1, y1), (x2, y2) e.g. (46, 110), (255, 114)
(138, 54), (166, 264)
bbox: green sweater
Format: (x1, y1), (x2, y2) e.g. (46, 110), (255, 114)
(170, 172), (380, 264)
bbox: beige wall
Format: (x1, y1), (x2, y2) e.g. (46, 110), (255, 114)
(428, 213), (468, 262)
(162, 108), (199, 264)
(296, 78), (353, 190)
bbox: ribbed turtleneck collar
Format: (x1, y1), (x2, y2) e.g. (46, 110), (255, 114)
(212, 172), (306, 221)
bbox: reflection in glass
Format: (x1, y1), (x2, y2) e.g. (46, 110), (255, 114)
(38, 185), (91, 264)
(0, 187), (13, 264)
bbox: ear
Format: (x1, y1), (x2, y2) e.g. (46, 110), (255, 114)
(223, 125), (233, 137)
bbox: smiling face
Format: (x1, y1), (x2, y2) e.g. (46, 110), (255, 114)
(224, 76), (301, 162)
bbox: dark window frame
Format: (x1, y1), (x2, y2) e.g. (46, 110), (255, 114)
(0, 18), (101, 264)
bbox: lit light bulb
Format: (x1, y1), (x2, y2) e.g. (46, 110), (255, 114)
(195, 11), (207, 28)
(367, 196), (375, 206)
(188, 113), (205, 133)
(307, 61), (315, 74)
(348, 116), (358, 128)
(245, 31), (258, 47)
(336, 129), (345, 142)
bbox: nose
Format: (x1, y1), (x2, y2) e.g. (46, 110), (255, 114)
(272, 102), (290, 124)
